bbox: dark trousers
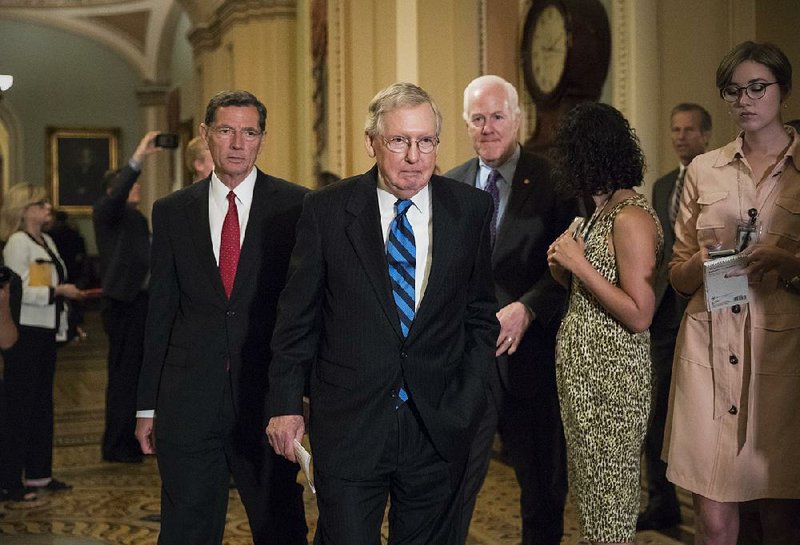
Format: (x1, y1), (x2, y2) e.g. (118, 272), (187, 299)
(1, 325), (57, 485)
(459, 363), (567, 545)
(101, 294), (147, 459)
(156, 381), (307, 545)
(314, 401), (464, 545)
(643, 323), (680, 514)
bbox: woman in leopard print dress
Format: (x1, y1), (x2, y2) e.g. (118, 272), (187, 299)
(547, 103), (663, 544)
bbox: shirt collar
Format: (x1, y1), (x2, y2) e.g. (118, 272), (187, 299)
(376, 174), (430, 214)
(479, 144), (521, 185)
(714, 127), (800, 174)
(210, 167), (257, 207)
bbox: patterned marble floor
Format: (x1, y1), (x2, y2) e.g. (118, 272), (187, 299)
(0, 311), (690, 544)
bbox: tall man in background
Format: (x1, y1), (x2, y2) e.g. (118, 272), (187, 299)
(267, 82), (498, 544)
(93, 131), (163, 463)
(638, 102), (711, 531)
(136, 90), (308, 545)
(445, 75), (575, 545)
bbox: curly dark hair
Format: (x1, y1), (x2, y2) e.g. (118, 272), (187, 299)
(550, 102), (646, 197)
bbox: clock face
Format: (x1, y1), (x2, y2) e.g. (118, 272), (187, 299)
(530, 4), (568, 96)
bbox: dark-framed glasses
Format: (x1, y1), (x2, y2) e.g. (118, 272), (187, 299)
(720, 81), (779, 103)
(208, 125), (263, 142)
(382, 135), (439, 154)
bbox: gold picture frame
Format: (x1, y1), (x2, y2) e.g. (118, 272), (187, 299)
(48, 127), (119, 214)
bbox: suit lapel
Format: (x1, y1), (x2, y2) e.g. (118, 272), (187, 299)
(345, 168), (402, 338)
(410, 177), (457, 339)
(182, 179), (228, 302)
(496, 151), (535, 240)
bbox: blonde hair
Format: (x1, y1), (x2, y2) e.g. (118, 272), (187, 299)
(185, 136), (210, 173)
(0, 183), (48, 242)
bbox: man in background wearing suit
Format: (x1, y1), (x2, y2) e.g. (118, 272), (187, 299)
(638, 102), (711, 531)
(445, 75), (575, 545)
(267, 82), (498, 545)
(135, 90), (308, 545)
(93, 131), (163, 464)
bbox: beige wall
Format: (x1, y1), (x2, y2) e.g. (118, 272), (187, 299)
(183, 0), (798, 191)
(756, 0), (800, 124)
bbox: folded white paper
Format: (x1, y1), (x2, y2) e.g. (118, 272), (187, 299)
(703, 254), (748, 311)
(293, 439), (315, 494)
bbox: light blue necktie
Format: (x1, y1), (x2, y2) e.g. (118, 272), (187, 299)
(387, 199), (415, 403)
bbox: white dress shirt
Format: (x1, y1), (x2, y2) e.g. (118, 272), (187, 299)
(376, 182), (432, 312)
(208, 168), (257, 263)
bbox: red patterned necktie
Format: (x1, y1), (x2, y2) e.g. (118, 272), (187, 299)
(219, 190), (240, 298)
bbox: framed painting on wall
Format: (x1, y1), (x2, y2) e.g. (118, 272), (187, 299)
(48, 127), (119, 213)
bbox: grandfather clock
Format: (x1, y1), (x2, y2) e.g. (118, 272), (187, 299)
(521, 0), (611, 153)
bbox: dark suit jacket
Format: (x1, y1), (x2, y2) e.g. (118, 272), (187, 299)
(651, 168), (688, 333)
(445, 148), (576, 399)
(268, 166), (499, 479)
(93, 165), (150, 302)
(137, 170), (307, 445)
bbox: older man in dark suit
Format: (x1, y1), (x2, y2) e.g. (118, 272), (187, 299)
(135, 90), (308, 545)
(267, 82), (498, 545)
(445, 75), (576, 545)
(638, 102), (711, 531)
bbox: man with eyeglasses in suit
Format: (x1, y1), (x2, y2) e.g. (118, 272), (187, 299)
(136, 90), (308, 545)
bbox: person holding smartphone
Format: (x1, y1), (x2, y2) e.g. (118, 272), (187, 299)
(547, 102), (662, 544)
(665, 41), (800, 544)
(92, 131), (165, 464)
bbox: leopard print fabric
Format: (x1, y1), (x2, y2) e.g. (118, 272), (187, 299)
(555, 193), (663, 542)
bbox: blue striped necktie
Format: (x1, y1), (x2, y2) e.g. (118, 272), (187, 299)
(387, 199), (415, 404)
(387, 199), (416, 336)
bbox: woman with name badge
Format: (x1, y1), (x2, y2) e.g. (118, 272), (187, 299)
(665, 41), (800, 545)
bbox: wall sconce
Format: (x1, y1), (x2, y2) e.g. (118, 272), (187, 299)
(0, 75), (13, 92)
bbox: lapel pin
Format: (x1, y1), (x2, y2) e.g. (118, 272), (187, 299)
(523, 178), (531, 185)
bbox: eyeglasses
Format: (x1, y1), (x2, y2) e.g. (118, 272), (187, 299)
(208, 126), (263, 142)
(720, 81), (779, 103)
(29, 199), (50, 208)
(381, 135), (439, 154)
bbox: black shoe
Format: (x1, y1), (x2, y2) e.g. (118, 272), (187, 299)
(636, 506), (681, 531)
(0, 487), (38, 502)
(104, 454), (143, 464)
(33, 479), (72, 493)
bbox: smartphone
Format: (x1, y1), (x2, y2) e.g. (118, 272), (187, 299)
(155, 133), (179, 149)
(708, 248), (737, 259)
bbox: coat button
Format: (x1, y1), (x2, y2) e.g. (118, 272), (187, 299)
(729, 355), (738, 365)
(400, 352), (408, 359)
(226, 310), (235, 317)
(731, 304), (741, 313)
(729, 405), (738, 415)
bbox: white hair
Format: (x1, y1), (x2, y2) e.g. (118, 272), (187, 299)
(462, 75), (521, 122)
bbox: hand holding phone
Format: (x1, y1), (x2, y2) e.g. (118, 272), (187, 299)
(708, 249), (737, 259)
(155, 133), (179, 149)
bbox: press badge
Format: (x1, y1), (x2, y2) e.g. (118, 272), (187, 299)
(735, 219), (761, 251)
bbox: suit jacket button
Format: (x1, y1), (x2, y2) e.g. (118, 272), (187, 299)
(400, 352), (408, 359)
(729, 405), (738, 415)
(226, 310), (235, 317)
(731, 304), (741, 313)
(729, 355), (738, 365)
